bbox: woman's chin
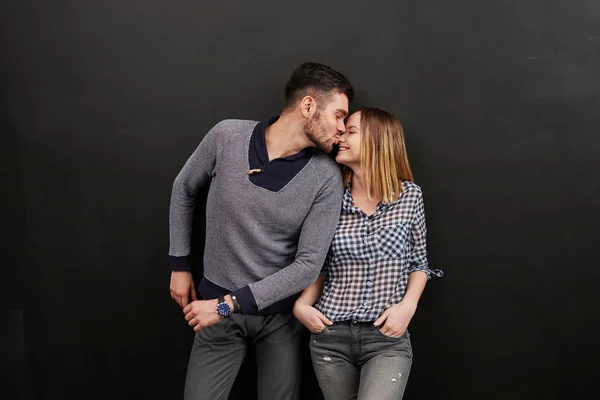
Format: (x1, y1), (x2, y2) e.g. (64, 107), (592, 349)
(335, 154), (354, 167)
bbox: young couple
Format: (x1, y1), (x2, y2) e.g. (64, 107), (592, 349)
(168, 62), (442, 400)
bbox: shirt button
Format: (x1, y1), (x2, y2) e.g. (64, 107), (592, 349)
(363, 238), (368, 244)
(352, 320), (357, 324)
(363, 301), (370, 306)
(366, 281), (372, 286)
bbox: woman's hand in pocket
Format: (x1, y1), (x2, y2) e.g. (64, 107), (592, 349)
(293, 302), (333, 333)
(374, 301), (417, 338)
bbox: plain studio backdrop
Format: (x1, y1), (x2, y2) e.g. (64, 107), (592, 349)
(2, 1), (599, 399)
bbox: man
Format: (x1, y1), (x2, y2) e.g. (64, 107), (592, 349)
(168, 62), (354, 400)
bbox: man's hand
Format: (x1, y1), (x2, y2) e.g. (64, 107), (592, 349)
(170, 271), (197, 308)
(293, 302), (332, 333)
(183, 300), (221, 332)
(373, 300), (417, 338)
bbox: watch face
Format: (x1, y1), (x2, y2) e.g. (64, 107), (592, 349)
(217, 302), (231, 317)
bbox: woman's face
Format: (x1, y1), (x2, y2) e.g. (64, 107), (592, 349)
(335, 111), (361, 168)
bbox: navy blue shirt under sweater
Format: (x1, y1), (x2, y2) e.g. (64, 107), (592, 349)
(170, 117), (323, 315)
(248, 116), (314, 191)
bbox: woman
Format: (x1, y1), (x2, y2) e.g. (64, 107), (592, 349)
(294, 107), (442, 400)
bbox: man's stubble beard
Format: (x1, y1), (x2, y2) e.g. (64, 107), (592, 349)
(305, 111), (333, 153)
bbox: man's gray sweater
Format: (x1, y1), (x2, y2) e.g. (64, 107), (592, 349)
(169, 119), (343, 314)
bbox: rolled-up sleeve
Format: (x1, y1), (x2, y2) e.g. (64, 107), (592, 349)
(407, 192), (443, 278)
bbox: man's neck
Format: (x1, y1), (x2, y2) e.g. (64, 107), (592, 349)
(265, 114), (313, 161)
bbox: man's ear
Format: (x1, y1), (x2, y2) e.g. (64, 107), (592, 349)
(300, 95), (316, 118)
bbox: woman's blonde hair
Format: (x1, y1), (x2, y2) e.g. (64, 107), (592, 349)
(343, 107), (414, 204)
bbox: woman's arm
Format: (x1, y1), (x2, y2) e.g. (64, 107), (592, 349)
(373, 271), (428, 338)
(400, 270), (428, 309)
(293, 275), (333, 333)
(296, 275), (325, 306)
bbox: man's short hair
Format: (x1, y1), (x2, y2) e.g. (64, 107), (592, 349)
(283, 62), (354, 111)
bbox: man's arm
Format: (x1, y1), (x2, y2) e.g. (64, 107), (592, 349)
(168, 122), (222, 308)
(232, 171), (343, 314)
(184, 166), (343, 329)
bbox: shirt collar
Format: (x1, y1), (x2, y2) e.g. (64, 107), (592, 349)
(341, 181), (400, 215)
(342, 182), (355, 213)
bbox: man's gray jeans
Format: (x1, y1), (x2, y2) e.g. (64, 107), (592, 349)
(183, 312), (303, 400)
(310, 320), (413, 400)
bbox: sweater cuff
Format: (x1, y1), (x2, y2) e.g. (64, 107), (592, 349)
(231, 286), (257, 315)
(169, 255), (192, 271)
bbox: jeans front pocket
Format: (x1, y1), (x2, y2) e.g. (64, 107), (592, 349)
(373, 325), (409, 340)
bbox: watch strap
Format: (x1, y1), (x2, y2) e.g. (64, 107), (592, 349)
(231, 295), (240, 313)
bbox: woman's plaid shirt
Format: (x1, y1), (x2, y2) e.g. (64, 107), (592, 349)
(315, 181), (443, 322)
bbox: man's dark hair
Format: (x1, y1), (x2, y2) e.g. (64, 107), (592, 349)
(283, 62), (354, 111)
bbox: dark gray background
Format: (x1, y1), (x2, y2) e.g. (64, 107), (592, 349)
(2, 0), (599, 399)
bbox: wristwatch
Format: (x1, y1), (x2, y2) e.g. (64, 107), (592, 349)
(216, 296), (232, 318)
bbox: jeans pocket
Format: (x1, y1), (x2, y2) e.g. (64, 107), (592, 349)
(312, 326), (329, 336)
(373, 326), (408, 340)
